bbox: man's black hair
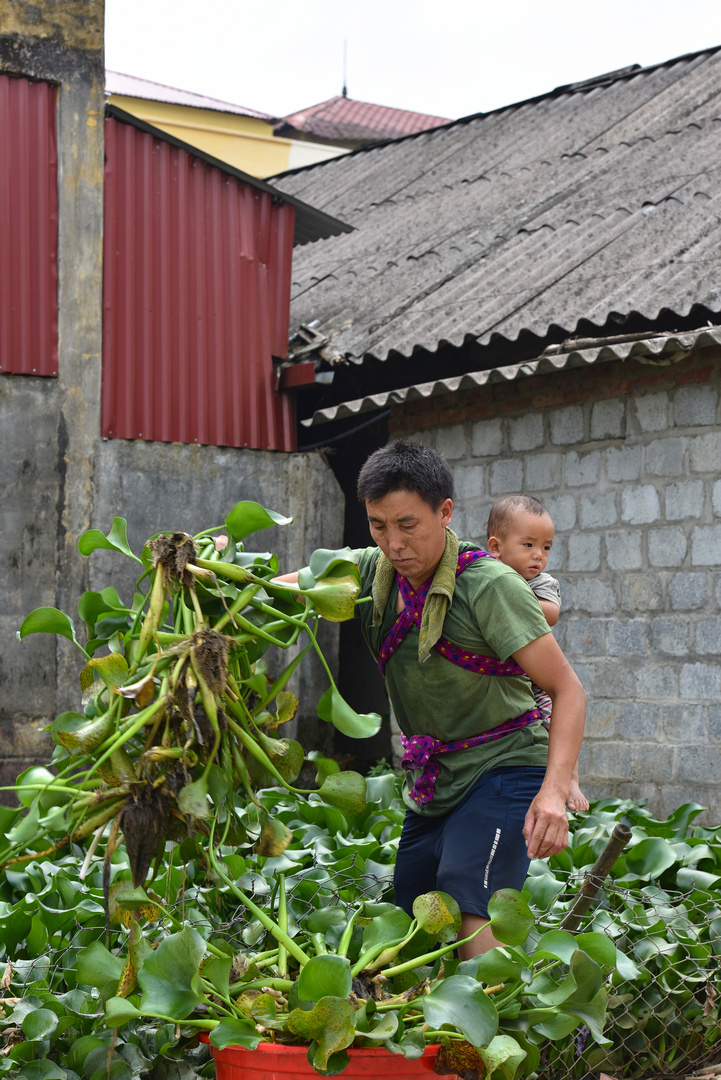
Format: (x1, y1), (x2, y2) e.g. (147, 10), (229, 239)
(357, 439), (454, 511)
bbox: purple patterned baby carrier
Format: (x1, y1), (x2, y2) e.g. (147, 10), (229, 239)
(378, 549), (542, 806)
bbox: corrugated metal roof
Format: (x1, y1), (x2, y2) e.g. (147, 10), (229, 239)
(105, 70), (274, 120)
(0, 74), (58, 377)
(103, 114), (296, 450)
(105, 106), (352, 247)
(277, 95), (451, 144)
(302, 325), (721, 425)
(274, 46), (721, 372)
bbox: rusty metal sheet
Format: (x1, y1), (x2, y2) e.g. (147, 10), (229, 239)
(103, 114), (297, 450)
(0, 74), (58, 377)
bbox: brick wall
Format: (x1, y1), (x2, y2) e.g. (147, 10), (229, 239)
(390, 345), (721, 821)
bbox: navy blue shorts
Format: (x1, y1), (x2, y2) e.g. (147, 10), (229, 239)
(393, 766), (546, 919)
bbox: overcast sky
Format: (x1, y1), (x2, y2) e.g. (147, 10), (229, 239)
(105, 0), (721, 121)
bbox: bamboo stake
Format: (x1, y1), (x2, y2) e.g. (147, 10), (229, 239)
(560, 822), (632, 932)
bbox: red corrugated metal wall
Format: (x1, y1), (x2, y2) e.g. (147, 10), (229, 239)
(0, 74), (58, 376)
(103, 116), (297, 451)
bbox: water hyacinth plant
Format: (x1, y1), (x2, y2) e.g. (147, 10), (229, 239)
(0, 501), (617, 1078)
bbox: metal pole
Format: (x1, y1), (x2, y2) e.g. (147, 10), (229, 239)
(559, 823), (632, 933)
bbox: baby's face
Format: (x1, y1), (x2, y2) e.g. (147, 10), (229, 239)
(488, 510), (555, 581)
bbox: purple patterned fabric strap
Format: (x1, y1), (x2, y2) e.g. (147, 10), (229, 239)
(400, 709), (544, 806)
(377, 549), (524, 678)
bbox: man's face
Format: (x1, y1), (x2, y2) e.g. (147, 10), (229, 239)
(487, 510), (554, 581)
(365, 490), (453, 589)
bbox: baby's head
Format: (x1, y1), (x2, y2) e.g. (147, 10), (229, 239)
(486, 494), (554, 581)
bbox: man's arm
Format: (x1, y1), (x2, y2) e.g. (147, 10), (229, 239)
(511, 633), (586, 860)
(537, 598), (560, 626)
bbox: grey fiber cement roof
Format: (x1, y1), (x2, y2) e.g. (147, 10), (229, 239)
(274, 46), (721, 372)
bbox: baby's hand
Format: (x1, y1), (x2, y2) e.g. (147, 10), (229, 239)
(567, 782), (589, 813)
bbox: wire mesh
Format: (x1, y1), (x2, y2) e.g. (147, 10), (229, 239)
(529, 869), (721, 1079)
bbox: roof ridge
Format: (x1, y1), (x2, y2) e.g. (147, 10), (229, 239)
(270, 42), (721, 182)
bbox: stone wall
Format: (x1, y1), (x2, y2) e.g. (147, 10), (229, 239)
(390, 345), (721, 821)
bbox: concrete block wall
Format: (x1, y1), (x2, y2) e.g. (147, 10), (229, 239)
(390, 346), (721, 822)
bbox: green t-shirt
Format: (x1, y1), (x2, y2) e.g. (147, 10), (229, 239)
(354, 543), (551, 816)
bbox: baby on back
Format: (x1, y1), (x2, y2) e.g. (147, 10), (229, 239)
(486, 493), (589, 813)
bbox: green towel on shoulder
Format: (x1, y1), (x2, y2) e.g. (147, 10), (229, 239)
(372, 528), (460, 663)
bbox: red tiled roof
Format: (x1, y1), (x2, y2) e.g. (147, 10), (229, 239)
(105, 71), (274, 121)
(278, 95), (451, 143)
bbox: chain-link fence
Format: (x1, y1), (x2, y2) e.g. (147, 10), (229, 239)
(529, 868), (721, 1079)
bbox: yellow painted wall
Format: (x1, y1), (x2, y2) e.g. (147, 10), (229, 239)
(107, 94), (344, 178)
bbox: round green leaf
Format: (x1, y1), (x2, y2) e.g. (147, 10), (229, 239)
(137, 925), (205, 1020)
(625, 837), (677, 878)
(317, 771), (367, 815)
(210, 1016), (262, 1051)
(412, 891), (461, 942)
(478, 1034), (527, 1079)
(286, 997), (356, 1070)
(317, 686), (382, 739)
(21, 1008), (58, 1041)
(18, 607), (81, 649)
(303, 576), (361, 622)
(225, 501), (293, 542)
(78, 517), (140, 563)
(298, 954), (352, 1002)
(487, 889), (534, 946)
(105, 995), (141, 1027)
(422, 974), (498, 1046)
(15, 766), (56, 807)
(177, 776), (211, 818)
(309, 547), (361, 586)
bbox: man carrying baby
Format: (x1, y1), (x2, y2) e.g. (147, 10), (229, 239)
(351, 440), (586, 957)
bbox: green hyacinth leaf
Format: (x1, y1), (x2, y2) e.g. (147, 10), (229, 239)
(256, 815), (294, 857)
(15, 766), (56, 808)
(298, 954), (352, 1002)
(51, 710), (114, 755)
(412, 891), (461, 942)
(18, 607), (84, 652)
(105, 995), (142, 1027)
(317, 771), (367, 815)
(177, 775), (211, 818)
(210, 1016), (262, 1051)
(257, 733), (304, 782)
(137, 925), (205, 1020)
(487, 889), (534, 946)
(21, 1007), (59, 1042)
(625, 836), (677, 878)
(317, 685), (382, 739)
(422, 975), (498, 1047)
(303, 575), (360, 622)
(225, 501), (293, 542)
(310, 752), (340, 786)
(77, 941), (124, 992)
(361, 908), (412, 953)
(276, 690), (299, 725)
(78, 517), (141, 563)
(89, 652), (129, 691)
(478, 1035), (527, 1080)
(286, 997), (356, 1070)
(308, 547), (362, 586)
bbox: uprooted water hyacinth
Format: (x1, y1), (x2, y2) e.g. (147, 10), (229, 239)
(7, 501), (380, 893)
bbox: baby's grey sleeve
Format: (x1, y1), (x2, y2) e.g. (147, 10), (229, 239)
(528, 572), (561, 611)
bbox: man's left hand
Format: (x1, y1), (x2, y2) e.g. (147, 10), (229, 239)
(523, 786), (569, 858)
